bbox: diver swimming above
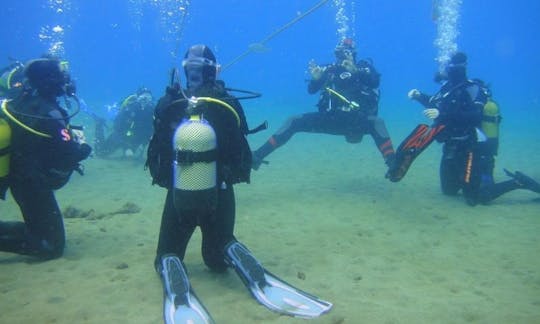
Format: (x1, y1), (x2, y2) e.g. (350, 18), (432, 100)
(388, 52), (540, 205)
(146, 44), (332, 323)
(251, 38), (396, 176)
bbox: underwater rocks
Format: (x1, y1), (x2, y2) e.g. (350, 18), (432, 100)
(109, 202), (142, 215)
(63, 202), (141, 220)
(63, 206), (97, 219)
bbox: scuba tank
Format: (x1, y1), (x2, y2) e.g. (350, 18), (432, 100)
(481, 99), (501, 155)
(173, 114), (218, 211)
(0, 116), (11, 175)
(0, 107), (12, 199)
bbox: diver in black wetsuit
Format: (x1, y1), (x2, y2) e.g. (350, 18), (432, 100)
(252, 38), (396, 173)
(94, 88), (154, 158)
(147, 46), (331, 322)
(147, 44), (252, 272)
(407, 52), (540, 205)
(0, 58), (91, 259)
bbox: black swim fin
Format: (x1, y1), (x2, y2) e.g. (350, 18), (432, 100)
(225, 242), (332, 319)
(387, 123), (445, 182)
(160, 254), (215, 324)
(504, 169), (540, 193)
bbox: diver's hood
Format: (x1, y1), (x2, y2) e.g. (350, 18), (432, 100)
(25, 58), (72, 97)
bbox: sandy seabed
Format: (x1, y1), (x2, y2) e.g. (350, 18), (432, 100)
(1, 124), (539, 324)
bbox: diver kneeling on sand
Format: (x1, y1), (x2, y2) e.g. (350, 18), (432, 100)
(0, 57), (91, 259)
(146, 44), (332, 323)
(387, 52), (540, 205)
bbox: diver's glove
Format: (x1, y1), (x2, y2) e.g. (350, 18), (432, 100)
(423, 108), (440, 120)
(308, 60), (324, 80)
(71, 129), (87, 144)
(408, 89), (421, 99)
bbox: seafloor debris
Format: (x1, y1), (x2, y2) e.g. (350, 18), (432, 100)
(63, 201), (141, 220)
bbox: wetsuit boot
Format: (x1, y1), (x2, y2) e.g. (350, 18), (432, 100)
(375, 137), (396, 178)
(252, 137), (277, 170)
(0, 221), (27, 254)
(477, 170), (540, 204)
(384, 152), (397, 175)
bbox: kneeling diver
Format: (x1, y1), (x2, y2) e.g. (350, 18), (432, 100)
(0, 57), (91, 259)
(146, 45), (332, 324)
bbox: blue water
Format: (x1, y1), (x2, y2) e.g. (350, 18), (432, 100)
(1, 0), (539, 127)
(1, 2), (540, 323)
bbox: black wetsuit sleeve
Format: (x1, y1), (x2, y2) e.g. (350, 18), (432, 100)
(414, 93), (431, 107)
(41, 109), (91, 170)
(357, 60), (380, 89)
(308, 77), (325, 94)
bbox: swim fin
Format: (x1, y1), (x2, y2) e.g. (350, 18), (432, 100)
(387, 124), (445, 182)
(160, 254), (215, 324)
(225, 242), (332, 319)
(504, 169), (540, 193)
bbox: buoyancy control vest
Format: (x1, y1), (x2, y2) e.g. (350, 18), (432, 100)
(146, 83), (253, 191)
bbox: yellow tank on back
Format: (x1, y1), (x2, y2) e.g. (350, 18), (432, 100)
(482, 100), (500, 139)
(0, 117), (12, 178)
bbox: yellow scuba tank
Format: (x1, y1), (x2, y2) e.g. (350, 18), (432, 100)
(481, 99), (501, 154)
(0, 115), (12, 186)
(482, 100), (499, 138)
(173, 114), (218, 210)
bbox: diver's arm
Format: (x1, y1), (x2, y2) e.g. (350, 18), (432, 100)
(413, 92), (431, 107)
(357, 60), (380, 89)
(307, 65), (331, 94)
(42, 110), (91, 170)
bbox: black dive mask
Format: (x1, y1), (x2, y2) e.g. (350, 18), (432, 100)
(445, 62), (466, 84)
(183, 57), (217, 92)
(185, 64), (204, 92)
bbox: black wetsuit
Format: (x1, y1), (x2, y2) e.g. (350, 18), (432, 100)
(148, 82), (251, 271)
(422, 80), (526, 205)
(253, 59), (395, 168)
(0, 93), (91, 259)
(95, 98), (154, 157)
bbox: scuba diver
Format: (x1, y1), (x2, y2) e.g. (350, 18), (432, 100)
(0, 57), (91, 259)
(94, 87), (154, 158)
(251, 38), (396, 174)
(146, 44), (332, 323)
(389, 52), (540, 205)
(0, 60), (25, 99)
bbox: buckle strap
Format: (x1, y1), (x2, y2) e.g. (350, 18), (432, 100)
(176, 149), (217, 164)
